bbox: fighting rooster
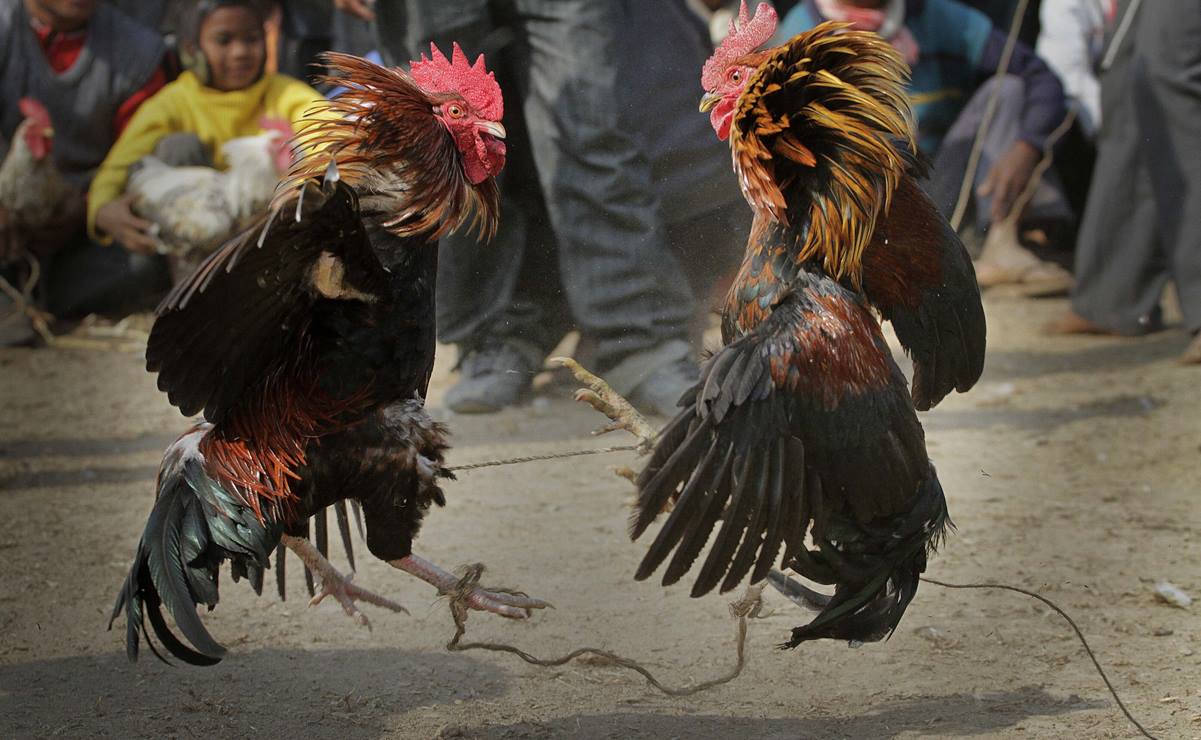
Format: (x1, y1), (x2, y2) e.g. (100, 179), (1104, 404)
(111, 45), (545, 665)
(567, 7), (985, 647)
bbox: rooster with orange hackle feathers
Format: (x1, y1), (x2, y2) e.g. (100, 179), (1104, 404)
(567, 5), (985, 647)
(111, 45), (547, 666)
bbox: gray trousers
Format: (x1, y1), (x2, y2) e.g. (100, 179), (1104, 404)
(1071, 0), (1201, 334)
(929, 75), (1073, 233)
(375, 0), (697, 390)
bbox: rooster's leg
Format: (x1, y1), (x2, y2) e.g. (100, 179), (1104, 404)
(390, 554), (551, 620)
(767, 569), (832, 612)
(549, 357), (656, 452)
(281, 534), (408, 627)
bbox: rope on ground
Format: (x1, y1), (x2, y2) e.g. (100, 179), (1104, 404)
(949, 0), (1032, 232)
(921, 577), (1158, 740)
(447, 444), (640, 473)
(0, 251), (57, 346)
(0, 250), (148, 352)
(443, 564), (763, 697)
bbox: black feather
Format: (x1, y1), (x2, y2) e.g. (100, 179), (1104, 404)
(693, 446), (760, 595)
(275, 542), (286, 600)
(315, 508), (328, 560)
(111, 431), (280, 665)
(666, 443), (735, 588)
(632, 416), (714, 539)
(751, 441), (787, 583)
(632, 273), (951, 646)
(635, 438), (725, 582)
(334, 501), (356, 572)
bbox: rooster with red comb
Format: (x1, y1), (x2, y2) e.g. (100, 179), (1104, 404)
(568, 4), (986, 647)
(0, 98), (77, 240)
(111, 45), (548, 666)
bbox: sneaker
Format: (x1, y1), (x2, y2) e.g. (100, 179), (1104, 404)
(627, 358), (699, 417)
(444, 340), (542, 413)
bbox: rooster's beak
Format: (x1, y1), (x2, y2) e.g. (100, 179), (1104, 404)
(699, 92), (721, 113)
(475, 121), (507, 140)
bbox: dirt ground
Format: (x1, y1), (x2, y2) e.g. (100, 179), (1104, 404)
(1, 291), (1199, 739)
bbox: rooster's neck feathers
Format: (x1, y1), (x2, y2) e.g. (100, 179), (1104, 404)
(278, 52), (499, 243)
(731, 23), (916, 286)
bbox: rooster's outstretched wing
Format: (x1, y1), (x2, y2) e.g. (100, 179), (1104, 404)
(146, 175), (388, 426)
(862, 176), (987, 411)
(634, 271), (949, 643)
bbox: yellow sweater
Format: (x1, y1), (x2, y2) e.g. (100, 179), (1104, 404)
(88, 71), (327, 240)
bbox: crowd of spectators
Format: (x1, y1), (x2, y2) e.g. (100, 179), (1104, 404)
(1, 0), (1198, 403)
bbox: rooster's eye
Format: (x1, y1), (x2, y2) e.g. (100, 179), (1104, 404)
(729, 69), (742, 83)
(446, 104), (465, 119)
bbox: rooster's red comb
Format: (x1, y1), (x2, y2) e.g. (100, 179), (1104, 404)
(409, 42), (503, 121)
(701, 1), (778, 91)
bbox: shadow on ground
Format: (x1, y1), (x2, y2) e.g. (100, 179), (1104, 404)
(0, 647), (506, 739)
(467, 687), (1100, 739)
(984, 332), (1190, 380)
(925, 393), (1163, 434)
(0, 432), (177, 460)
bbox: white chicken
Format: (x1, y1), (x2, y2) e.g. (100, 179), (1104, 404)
(127, 121), (294, 279)
(0, 98), (79, 235)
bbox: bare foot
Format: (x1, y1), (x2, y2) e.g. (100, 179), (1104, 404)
(1179, 333), (1201, 365)
(974, 218), (1072, 295)
(282, 534), (408, 628)
(390, 553), (551, 619)
(1043, 310), (1118, 336)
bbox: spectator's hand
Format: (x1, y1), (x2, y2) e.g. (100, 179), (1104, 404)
(96, 194), (159, 255)
(334, 0), (376, 21)
(977, 140), (1041, 223)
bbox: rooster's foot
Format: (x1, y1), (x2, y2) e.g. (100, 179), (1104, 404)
(391, 554), (551, 620)
(281, 534), (408, 628)
(549, 356), (656, 453)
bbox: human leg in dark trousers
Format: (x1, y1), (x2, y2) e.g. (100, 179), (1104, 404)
(384, 26), (573, 411)
(277, 0), (333, 84)
(1054, 2), (1167, 337)
(510, 0), (695, 394)
(1132, 0), (1201, 362)
(435, 94), (571, 411)
(378, 0), (698, 412)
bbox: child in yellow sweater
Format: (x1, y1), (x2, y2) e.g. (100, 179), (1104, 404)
(90, 0), (324, 252)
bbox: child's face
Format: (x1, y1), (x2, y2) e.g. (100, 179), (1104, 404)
(198, 6), (266, 92)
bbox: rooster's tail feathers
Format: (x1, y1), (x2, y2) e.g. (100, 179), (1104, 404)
(783, 470), (950, 647)
(110, 433), (280, 665)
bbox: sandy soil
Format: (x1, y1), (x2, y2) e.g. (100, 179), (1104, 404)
(1, 292), (1199, 739)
